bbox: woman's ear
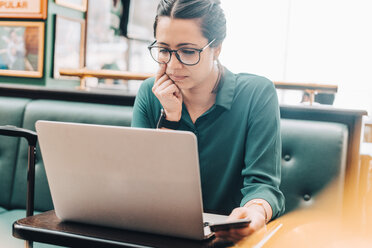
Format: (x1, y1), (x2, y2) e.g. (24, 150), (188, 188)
(213, 44), (222, 61)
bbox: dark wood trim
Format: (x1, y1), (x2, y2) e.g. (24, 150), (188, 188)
(13, 211), (229, 248)
(59, 68), (154, 80)
(280, 104), (366, 119)
(274, 82), (337, 93)
(0, 83), (136, 106)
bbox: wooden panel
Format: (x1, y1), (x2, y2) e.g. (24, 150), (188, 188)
(59, 68), (153, 81)
(364, 123), (372, 143)
(274, 81), (337, 93)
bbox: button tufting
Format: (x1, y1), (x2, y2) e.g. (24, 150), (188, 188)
(284, 154), (291, 161)
(303, 194), (311, 201)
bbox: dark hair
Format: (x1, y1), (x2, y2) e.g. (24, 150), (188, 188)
(153, 0), (226, 47)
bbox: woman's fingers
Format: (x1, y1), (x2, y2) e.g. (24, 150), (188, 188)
(153, 81), (182, 104)
(152, 63), (182, 120)
(152, 63), (168, 91)
(173, 86), (182, 100)
(154, 79), (174, 93)
(155, 63), (166, 82)
(214, 206), (266, 243)
(229, 225), (254, 237)
(161, 84), (181, 98)
(153, 79), (175, 98)
(215, 227), (251, 243)
(227, 208), (248, 221)
(214, 230), (229, 238)
(215, 226), (253, 243)
(152, 74), (169, 92)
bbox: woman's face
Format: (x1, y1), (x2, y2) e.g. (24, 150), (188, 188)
(155, 17), (220, 91)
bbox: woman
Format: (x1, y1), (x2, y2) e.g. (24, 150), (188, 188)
(132, 0), (285, 242)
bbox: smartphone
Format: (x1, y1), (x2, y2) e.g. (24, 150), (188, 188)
(209, 219), (251, 232)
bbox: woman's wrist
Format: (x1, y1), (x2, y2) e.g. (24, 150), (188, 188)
(157, 109), (181, 129)
(244, 199), (272, 223)
(164, 109), (181, 122)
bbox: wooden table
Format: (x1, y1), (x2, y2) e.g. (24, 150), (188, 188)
(13, 211), (234, 248)
(360, 142), (372, 210)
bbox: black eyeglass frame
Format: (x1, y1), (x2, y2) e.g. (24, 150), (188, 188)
(147, 38), (216, 66)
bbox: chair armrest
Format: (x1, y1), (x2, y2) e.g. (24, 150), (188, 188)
(0, 125), (37, 220)
(0, 125), (37, 146)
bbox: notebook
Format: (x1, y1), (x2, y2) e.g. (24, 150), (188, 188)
(35, 120), (227, 240)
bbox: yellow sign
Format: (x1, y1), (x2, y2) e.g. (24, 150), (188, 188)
(0, 0), (38, 13)
(0, 0), (47, 19)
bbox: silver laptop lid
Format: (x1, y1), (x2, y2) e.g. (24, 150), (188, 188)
(36, 120), (207, 240)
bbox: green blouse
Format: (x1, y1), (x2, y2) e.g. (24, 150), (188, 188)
(131, 68), (285, 218)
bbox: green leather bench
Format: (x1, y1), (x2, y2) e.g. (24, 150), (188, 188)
(0, 96), (348, 247)
(0, 97), (133, 247)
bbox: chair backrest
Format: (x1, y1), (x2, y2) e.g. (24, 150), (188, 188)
(280, 119), (348, 214)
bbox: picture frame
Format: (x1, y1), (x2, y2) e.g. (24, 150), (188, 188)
(0, 21), (45, 78)
(55, 0), (87, 12)
(0, 0), (48, 19)
(53, 15), (85, 79)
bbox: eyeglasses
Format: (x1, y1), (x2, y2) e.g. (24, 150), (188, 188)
(148, 39), (215, 66)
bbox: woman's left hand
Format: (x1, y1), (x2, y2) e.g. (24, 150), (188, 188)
(214, 206), (266, 243)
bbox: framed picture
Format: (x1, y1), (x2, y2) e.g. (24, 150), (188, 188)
(53, 16), (85, 79)
(0, 0), (48, 19)
(55, 0), (87, 12)
(0, 21), (45, 78)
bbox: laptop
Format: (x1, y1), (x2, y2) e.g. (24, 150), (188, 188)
(35, 120), (228, 240)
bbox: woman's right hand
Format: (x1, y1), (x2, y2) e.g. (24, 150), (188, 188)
(152, 64), (183, 121)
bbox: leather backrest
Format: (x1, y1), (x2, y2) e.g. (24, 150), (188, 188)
(280, 119), (348, 213)
(9, 100), (133, 211)
(0, 97), (30, 209)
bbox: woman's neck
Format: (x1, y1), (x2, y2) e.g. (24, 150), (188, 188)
(182, 64), (220, 110)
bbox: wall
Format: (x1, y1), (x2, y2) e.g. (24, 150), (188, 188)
(0, 0), (84, 88)
(2, 0), (371, 114)
(220, 0), (372, 114)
